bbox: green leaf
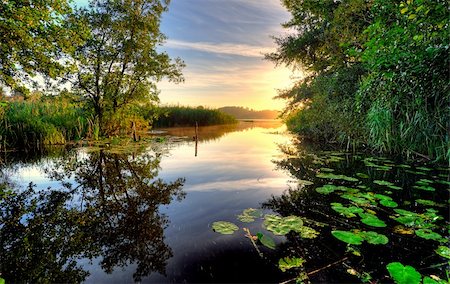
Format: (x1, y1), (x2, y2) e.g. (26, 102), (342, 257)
(237, 208), (262, 223)
(332, 230), (364, 245)
(380, 199), (398, 208)
(360, 231), (389, 245)
(423, 276), (440, 284)
(316, 173), (359, 182)
(360, 213), (387, 227)
(294, 225), (320, 239)
(316, 184), (338, 194)
(263, 214), (303, 235)
(413, 185), (436, 192)
(257, 232), (276, 249)
(386, 262), (421, 284)
(373, 180), (394, 186)
(0, 277), (5, 284)
(278, 257), (305, 272)
(212, 221), (239, 235)
(415, 229), (443, 241)
(435, 246), (450, 259)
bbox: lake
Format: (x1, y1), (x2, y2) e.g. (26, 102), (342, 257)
(1, 120), (449, 283)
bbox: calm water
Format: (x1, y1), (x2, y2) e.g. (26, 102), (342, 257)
(1, 120), (449, 283)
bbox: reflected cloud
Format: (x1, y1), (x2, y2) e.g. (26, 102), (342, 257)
(187, 177), (288, 192)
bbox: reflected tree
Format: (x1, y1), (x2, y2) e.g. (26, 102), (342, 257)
(0, 149), (185, 282)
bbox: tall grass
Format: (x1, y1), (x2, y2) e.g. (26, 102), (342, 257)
(153, 106), (237, 127)
(1, 96), (90, 150)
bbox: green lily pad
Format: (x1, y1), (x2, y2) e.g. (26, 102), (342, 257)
(360, 213), (387, 227)
(316, 173), (358, 182)
(422, 276), (441, 284)
(256, 232), (276, 249)
(263, 215), (303, 235)
(278, 257), (305, 272)
(297, 180), (314, 186)
(295, 225), (320, 239)
(356, 173), (370, 178)
(212, 221), (239, 235)
(416, 166), (432, 171)
(435, 246), (450, 259)
(360, 231), (389, 245)
(388, 185), (403, 190)
(237, 208), (262, 223)
(320, 167), (335, 172)
(415, 229), (443, 241)
(413, 185), (436, 191)
(386, 262), (421, 284)
(316, 184), (338, 194)
(373, 180), (394, 186)
(380, 199), (398, 208)
(341, 194), (370, 206)
(332, 230), (364, 245)
(415, 199), (445, 207)
(331, 203), (363, 218)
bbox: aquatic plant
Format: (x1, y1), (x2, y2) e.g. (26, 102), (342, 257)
(211, 221), (239, 235)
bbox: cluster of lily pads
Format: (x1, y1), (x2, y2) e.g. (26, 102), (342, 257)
(212, 152), (449, 283)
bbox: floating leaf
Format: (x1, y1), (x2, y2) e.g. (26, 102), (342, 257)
(423, 276), (440, 284)
(341, 194), (370, 206)
(435, 246), (450, 259)
(373, 180), (394, 186)
(415, 199), (445, 207)
(212, 221), (239, 235)
(297, 179), (314, 186)
(263, 215), (303, 235)
(356, 173), (369, 178)
(360, 213), (387, 227)
(388, 185), (403, 190)
(256, 232), (276, 249)
(316, 184), (338, 194)
(316, 173), (358, 182)
(295, 226), (320, 239)
(278, 257), (305, 272)
(386, 262), (421, 284)
(360, 231), (389, 245)
(332, 230), (364, 245)
(237, 208), (262, 223)
(380, 199), (398, 208)
(320, 167), (335, 172)
(416, 167), (432, 171)
(331, 203), (363, 218)
(413, 185), (436, 192)
(415, 229), (443, 241)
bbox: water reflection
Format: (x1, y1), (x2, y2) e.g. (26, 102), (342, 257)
(0, 150), (185, 283)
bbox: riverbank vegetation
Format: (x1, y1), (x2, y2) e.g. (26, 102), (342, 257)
(269, 0), (449, 162)
(0, 0), (184, 150)
(152, 106), (237, 127)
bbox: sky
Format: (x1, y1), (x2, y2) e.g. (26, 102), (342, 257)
(75, 0), (300, 110)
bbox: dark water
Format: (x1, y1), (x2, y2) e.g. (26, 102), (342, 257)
(1, 120), (449, 283)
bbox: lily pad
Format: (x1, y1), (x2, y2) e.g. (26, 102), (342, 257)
(297, 179), (314, 186)
(212, 221), (239, 235)
(332, 230), (364, 245)
(415, 229), (443, 241)
(278, 257), (305, 272)
(435, 246), (450, 259)
(295, 226), (320, 239)
(237, 208), (262, 223)
(316, 184), (338, 194)
(415, 199), (445, 207)
(316, 173), (359, 182)
(256, 232), (276, 249)
(356, 173), (370, 178)
(320, 167), (335, 172)
(263, 214), (303, 235)
(386, 262), (421, 284)
(360, 231), (389, 245)
(373, 180), (394, 186)
(413, 185), (436, 192)
(380, 199), (398, 208)
(360, 213), (387, 227)
(331, 203), (363, 218)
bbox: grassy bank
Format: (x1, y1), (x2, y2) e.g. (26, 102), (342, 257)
(0, 96), (92, 150)
(153, 106), (237, 127)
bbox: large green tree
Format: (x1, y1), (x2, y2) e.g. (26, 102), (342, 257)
(70, 0), (184, 135)
(0, 0), (85, 94)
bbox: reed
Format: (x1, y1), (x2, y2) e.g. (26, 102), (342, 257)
(153, 105), (237, 127)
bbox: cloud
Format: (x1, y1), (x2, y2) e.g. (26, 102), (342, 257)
(165, 39), (274, 58)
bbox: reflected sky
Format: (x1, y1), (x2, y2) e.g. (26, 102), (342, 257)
(5, 121), (294, 283)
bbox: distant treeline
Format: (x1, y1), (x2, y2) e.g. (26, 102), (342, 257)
(218, 106), (279, 119)
(153, 106), (237, 127)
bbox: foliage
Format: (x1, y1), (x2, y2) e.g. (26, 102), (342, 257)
(271, 0), (449, 162)
(70, 0), (184, 135)
(278, 257), (305, 272)
(153, 106), (237, 127)
(0, 0), (86, 94)
(211, 221), (239, 235)
(386, 262), (422, 284)
(256, 232), (276, 249)
(0, 95), (89, 149)
(237, 208), (262, 223)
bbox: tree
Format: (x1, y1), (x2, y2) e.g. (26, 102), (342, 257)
(0, 0), (86, 95)
(71, 0), (184, 135)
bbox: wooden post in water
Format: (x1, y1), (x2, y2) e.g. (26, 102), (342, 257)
(194, 121), (198, 157)
(132, 121), (137, 142)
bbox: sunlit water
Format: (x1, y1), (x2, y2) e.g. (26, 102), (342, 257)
(1, 120), (449, 283)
